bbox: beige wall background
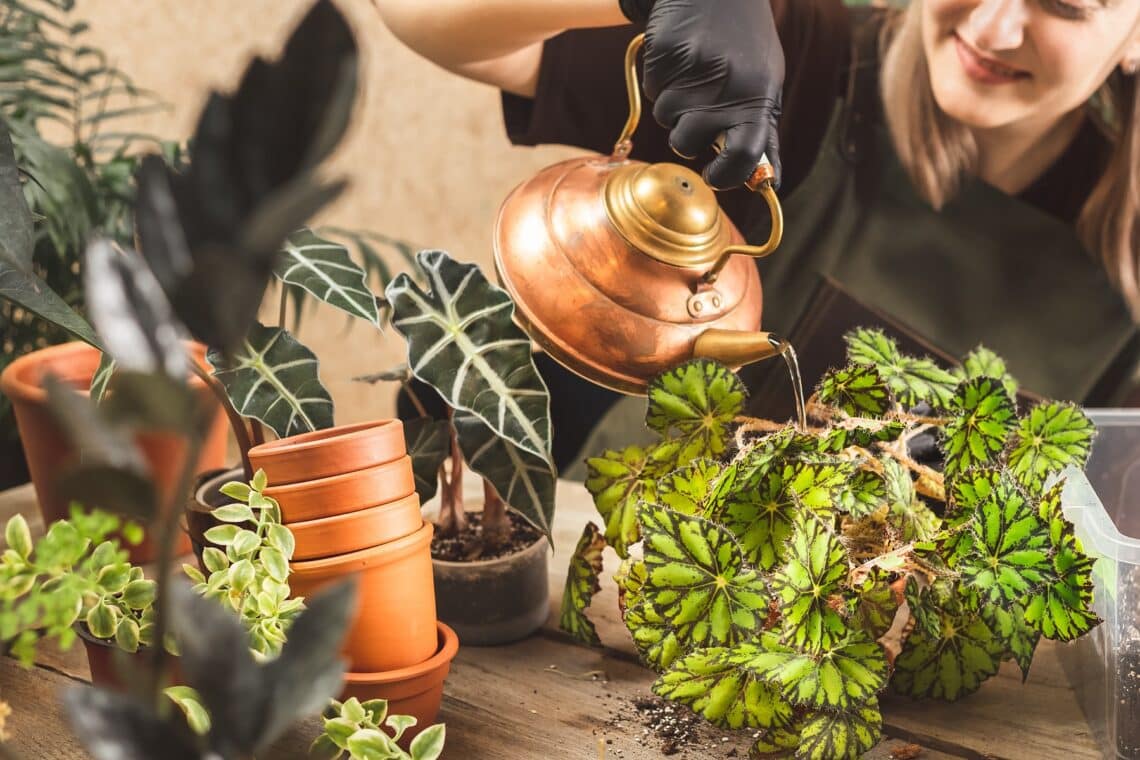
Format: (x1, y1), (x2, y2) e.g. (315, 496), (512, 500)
(76, 0), (583, 423)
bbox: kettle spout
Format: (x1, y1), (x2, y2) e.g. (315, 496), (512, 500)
(692, 328), (788, 368)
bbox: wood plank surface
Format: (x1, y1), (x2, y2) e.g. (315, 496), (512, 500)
(0, 477), (1105, 759)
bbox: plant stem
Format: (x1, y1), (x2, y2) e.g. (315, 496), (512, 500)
(148, 425), (204, 705)
(251, 421), (266, 448)
(189, 361), (253, 479)
(402, 380), (429, 419)
(279, 284), (288, 330)
(481, 478), (510, 552)
(436, 412), (466, 537)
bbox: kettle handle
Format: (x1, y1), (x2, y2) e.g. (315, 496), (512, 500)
(613, 33), (784, 285)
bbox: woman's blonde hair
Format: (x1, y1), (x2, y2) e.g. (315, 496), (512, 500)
(879, 1), (1140, 320)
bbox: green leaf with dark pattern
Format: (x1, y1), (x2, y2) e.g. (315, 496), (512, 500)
(845, 328), (958, 410)
(794, 699), (882, 760)
(770, 514), (850, 653)
(653, 646), (793, 730)
(842, 469), (889, 519)
(905, 578), (942, 640)
(207, 322), (333, 438)
(817, 364), (891, 418)
(980, 602), (1039, 681)
(892, 599), (1004, 701)
(585, 445), (660, 559)
(752, 723), (803, 756)
(386, 250), (552, 462)
(1007, 402), (1094, 496)
(90, 353), (116, 405)
(645, 359), (746, 461)
(455, 410), (556, 540)
(403, 417), (450, 503)
(942, 377), (1016, 479)
(1023, 537), (1099, 641)
(656, 459), (726, 516)
(956, 345), (1019, 399)
(954, 469), (1051, 605)
(807, 421), (906, 454)
(638, 506), (770, 652)
(274, 228), (381, 326)
(881, 458), (940, 541)
(1037, 481), (1072, 548)
(744, 632), (889, 712)
(560, 522), (606, 647)
(851, 573), (900, 640)
(625, 595), (686, 671)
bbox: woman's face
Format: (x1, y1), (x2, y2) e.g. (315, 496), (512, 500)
(923, 0), (1140, 131)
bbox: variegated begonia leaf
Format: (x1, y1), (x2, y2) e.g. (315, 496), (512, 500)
(770, 514), (850, 653)
(850, 573), (900, 640)
(842, 469), (889, 519)
(653, 646), (793, 730)
(637, 506), (769, 652)
(402, 417), (450, 503)
(845, 328), (958, 410)
(1006, 402), (1094, 496)
(1023, 534), (1099, 641)
(722, 459), (847, 572)
(744, 632), (888, 712)
(624, 594), (686, 671)
(955, 344), (1019, 399)
(385, 250), (552, 463)
(980, 601), (1039, 681)
(794, 699), (883, 760)
(645, 359), (746, 462)
(904, 577), (942, 640)
(1037, 481), (1073, 548)
(207, 322), (333, 438)
(560, 522), (605, 647)
(585, 444), (662, 558)
(942, 376), (1016, 479)
(454, 410), (555, 539)
(891, 594), (1004, 701)
(804, 420), (906, 455)
(751, 722), (804, 756)
(274, 228), (381, 327)
(952, 468), (1052, 605)
(655, 458), (726, 516)
(881, 457), (940, 542)
(817, 364), (892, 418)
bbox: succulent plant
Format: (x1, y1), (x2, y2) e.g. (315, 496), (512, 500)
(563, 329), (1099, 759)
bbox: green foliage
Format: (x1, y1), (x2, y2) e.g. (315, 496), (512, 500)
(312, 698), (445, 760)
(0, 506), (156, 664)
(569, 331), (1102, 758)
(188, 470), (305, 659)
(559, 522), (605, 646)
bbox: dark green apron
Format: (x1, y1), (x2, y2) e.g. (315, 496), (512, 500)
(741, 14), (1139, 418)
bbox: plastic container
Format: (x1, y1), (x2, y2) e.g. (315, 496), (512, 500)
(1058, 409), (1140, 760)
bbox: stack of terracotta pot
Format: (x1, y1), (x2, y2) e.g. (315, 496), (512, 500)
(195, 420), (458, 738)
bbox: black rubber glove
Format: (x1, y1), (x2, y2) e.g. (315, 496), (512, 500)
(619, 0), (785, 190)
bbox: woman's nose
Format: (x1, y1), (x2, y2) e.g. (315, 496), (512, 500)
(966, 0), (1030, 52)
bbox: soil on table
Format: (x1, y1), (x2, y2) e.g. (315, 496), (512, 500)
(430, 510), (542, 562)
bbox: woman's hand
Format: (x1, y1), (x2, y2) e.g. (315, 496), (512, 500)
(621, 0), (785, 189)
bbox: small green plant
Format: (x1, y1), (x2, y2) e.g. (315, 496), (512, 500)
(182, 469), (303, 659)
(0, 507), (156, 663)
(311, 697), (446, 760)
(563, 329), (1100, 759)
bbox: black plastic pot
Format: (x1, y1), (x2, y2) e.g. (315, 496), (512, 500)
(432, 534), (550, 646)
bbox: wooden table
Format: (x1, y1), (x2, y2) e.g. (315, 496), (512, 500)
(0, 478), (1103, 760)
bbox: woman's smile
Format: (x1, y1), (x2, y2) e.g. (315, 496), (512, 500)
(952, 31), (1032, 84)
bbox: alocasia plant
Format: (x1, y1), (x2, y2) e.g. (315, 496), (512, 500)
(562, 328), (1100, 759)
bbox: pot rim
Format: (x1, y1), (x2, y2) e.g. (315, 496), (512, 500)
(287, 491), (421, 532)
(249, 419), (403, 458)
(0, 340), (212, 404)
(263, 455), (412, 497)
(190, 465), (246, 514)
(429, 526), (549, 568)
(343, 621), (458, 685)
(289, 520), (433, 576)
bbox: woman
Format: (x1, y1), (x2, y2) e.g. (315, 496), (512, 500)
(375, 0), (1140, 471)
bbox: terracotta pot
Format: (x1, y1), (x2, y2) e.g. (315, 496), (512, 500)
(433, 532), (550, 645)
(341, 621), (459, 747)
(265, 456), (416, 524)
(185, 466), (250, 571)
(289, 521), (437, 673)
(248, 420), (406, 486)
(77, 626), (181, 691)
(0, 341), (228, 564)
(289, 492), (422, 560)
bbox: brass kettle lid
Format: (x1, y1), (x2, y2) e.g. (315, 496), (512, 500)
(603, 162), (734, 269)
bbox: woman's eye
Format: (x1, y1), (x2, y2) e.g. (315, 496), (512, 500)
(1040, 0), (1094, 20)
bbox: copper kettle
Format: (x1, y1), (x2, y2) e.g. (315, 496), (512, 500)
(493, 34), (787, 395)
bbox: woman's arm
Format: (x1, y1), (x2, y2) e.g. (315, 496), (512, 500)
(369, 0), (628, 96)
